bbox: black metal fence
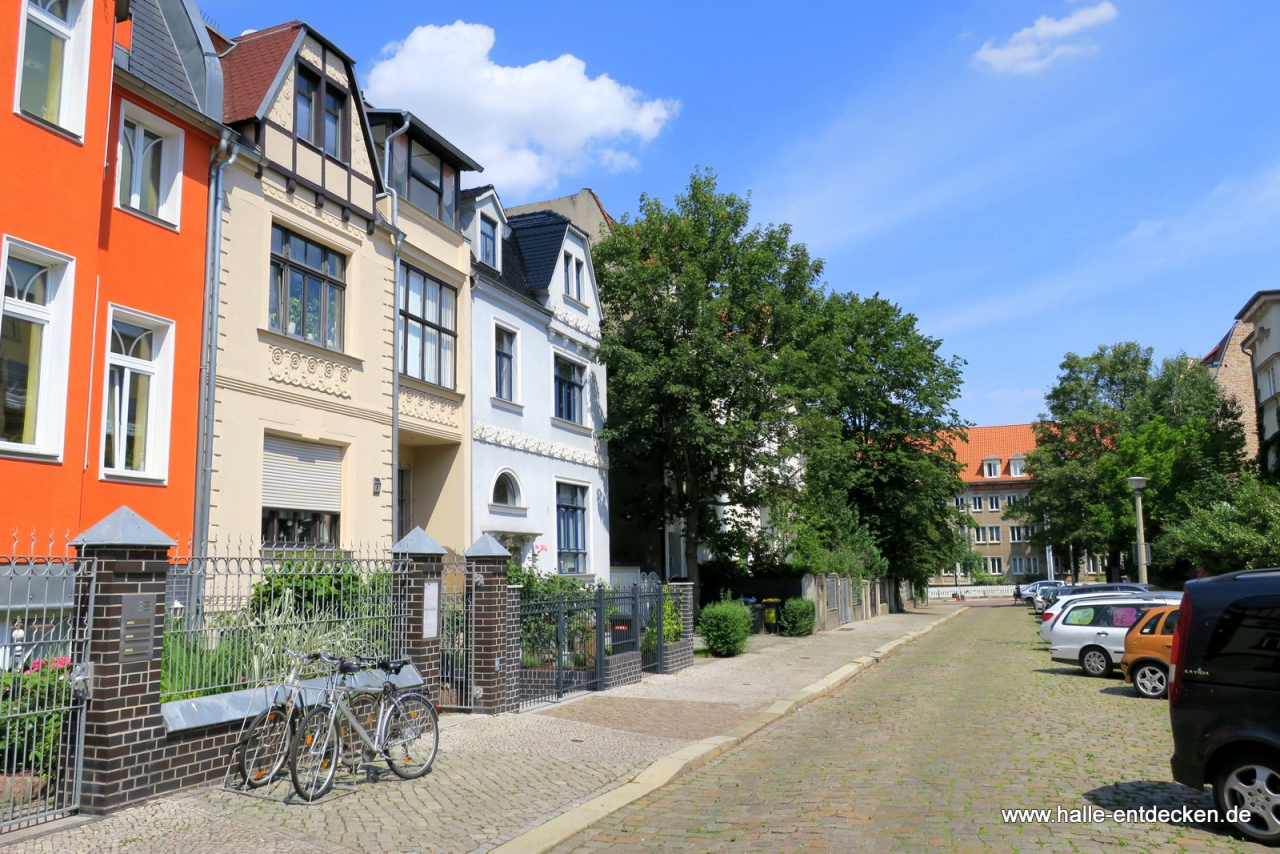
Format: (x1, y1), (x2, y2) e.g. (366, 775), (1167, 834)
(517, 578), (681, 710)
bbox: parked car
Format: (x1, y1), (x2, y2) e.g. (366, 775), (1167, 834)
(1023, 580), (1064, 608)
(1046, 595), (1183, 676)
(1121, 604), (1179, 698)
(1168, 569), (1280, 846)
(1038, 584), (1166, 637)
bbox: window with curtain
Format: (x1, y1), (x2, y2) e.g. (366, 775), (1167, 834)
(20, 0), (73, 125)
(554, 357), (583, 423)
(495, 327), (514, 400)
(102, 316), (159, 474)
(399, 264), (456, 389)
(268, 225), (345, 350)
(556, 483), (587, 573)
(0, 256), (53, 447)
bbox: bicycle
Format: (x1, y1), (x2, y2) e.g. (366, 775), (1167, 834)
(290, 653), (439, 801)
(236, 649), (381, 788)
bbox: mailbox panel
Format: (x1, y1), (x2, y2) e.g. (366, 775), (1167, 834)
(120, 594), (156, 663)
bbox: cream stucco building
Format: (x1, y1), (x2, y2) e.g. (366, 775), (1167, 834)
(199, 22), (477, 552)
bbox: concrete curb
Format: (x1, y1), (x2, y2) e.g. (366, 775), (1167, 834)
(488, 606), (971, 854)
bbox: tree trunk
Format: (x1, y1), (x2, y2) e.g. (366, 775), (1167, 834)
(683, 511), (700, 606)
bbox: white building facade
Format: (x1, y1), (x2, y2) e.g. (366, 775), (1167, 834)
(461, 188), (610, 581)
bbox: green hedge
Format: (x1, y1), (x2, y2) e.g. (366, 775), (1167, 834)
(697, 600), (752, 657)
(778, 598), (815, 636)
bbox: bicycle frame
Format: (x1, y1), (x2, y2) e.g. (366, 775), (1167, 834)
(322, 675), (400, 755)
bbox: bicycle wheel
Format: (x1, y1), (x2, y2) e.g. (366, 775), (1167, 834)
(290, 706), (339, 801)
(339, 692), (378, 768)
(239, 705), (291, 788)
(383, 692), (439, 780)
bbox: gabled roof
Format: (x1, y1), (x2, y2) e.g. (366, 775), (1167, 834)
(949, 424), (1037, 484)
(216, 21), (304, 124)
(118, 0), (223, 120)
(507, 210), (572, 294)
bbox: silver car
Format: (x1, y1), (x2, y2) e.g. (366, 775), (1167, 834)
(1045, 594), (1183, 676)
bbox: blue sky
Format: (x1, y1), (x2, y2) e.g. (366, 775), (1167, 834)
(198, 1), (1280, 427)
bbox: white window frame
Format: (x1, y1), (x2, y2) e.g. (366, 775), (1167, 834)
(0, 236), (74, 460)
(1010, 526), (1025, 543)
(1266, 366), (1278, 401)
(493, 322), (519, 405)
(988, 556), (1003, 575)
(987, 495), (1000, 511)
(13, 0), (92, 138)
(973, 526), (986, 544)
(488, 468), (526, 513)
(984, 459), (1000, 477)
(115, 101), (185, 227)
(98, 304), (174, 482)
(1010, 458), (1025, 477)
(554, 476), (592, 575)
(970, 496), (983, 512)
(988, 526), (1001, 544)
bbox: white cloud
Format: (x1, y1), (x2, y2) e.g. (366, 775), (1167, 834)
(365, 22), (679, 197)
(974, 2), (1118, 74)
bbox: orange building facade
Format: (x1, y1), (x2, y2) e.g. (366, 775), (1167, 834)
(0, 0), (224, 547)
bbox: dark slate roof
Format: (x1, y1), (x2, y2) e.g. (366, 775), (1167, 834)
(218, 21), (303, 123)
(126, 0), (198, 109)
(507, 210), (571, 294)
(367, 109), (483, 174)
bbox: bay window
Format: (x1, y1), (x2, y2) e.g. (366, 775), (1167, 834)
(399, 264), (456, 389)
(268, 225), (345, 350)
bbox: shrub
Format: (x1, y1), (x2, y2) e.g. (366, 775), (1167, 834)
(641, 590), (684, 656)
(778, 598), (815, 636)
(697, 599), (752, 657)
(0, 659), (73, 778)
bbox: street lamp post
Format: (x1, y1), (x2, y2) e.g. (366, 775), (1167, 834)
(1127, 476), (1149, 584)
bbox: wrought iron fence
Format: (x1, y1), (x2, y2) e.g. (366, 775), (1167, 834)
(0, 552), (95, 832)
(162, 545), (410, 703)
(438, 558), (475, 712)
(518, 589), (602, 710)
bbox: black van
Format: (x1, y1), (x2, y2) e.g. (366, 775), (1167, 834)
(1168, 569), (1280, 845)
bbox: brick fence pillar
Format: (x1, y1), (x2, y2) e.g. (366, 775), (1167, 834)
(392, 527), (447, 704)
(70, 507), (174, 815)
(464, 535), (517, 713)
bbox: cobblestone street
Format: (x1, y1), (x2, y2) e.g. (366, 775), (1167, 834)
(552, 603), (1268, 853)
(1, 609), (950, 854)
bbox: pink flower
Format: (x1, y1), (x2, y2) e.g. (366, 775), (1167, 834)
(535, 544), (549, 552)
(53, 657), (71, 669)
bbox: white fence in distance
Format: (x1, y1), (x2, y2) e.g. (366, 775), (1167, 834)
(928, 585), (1017, 599)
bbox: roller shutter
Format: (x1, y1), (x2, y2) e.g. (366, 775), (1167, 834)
(262, 436), (342, 512)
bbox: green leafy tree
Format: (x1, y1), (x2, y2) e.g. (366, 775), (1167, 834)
(794, 293), (968, 589)
(595, 170), (822, 594)
(1155, 475), (1280, 574)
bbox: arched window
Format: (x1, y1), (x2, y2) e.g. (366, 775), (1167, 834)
(492, 472), (520, 506)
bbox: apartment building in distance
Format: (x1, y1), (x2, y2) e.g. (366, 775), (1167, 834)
(1204, 317), (1259, 463)
(948, 424), (1047, 581)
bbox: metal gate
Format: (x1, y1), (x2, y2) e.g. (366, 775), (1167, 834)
(0, 554), (95, 832)
(839, 576), (850, 624)
(438, 558), (476, 711)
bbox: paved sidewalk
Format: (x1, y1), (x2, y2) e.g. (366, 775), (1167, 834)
(1, 606), (957, 854)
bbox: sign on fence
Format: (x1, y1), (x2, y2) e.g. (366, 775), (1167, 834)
(423, 581), (439, 639)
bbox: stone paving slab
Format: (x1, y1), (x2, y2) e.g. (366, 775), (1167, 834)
(0, 606), (959, 854)
(540, 698), (754, 741)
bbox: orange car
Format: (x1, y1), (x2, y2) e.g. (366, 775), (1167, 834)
(1120, 604), (1179, 699)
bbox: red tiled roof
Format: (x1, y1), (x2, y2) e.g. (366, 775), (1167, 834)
(215, 21), (304, 124)
(950, 423), (1037, 484)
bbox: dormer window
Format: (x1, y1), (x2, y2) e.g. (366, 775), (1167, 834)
(983, 458), (1001, 478)
(322, 88), (345, 159)
(1010, 456), (1025, 477)
(480, 216), (497, 267)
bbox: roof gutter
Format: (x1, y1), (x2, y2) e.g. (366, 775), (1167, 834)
(383, 112), (411, 543)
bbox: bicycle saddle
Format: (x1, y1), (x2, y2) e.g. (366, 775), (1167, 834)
(338, 659), (364, 674)
(378, 659), (406, 675)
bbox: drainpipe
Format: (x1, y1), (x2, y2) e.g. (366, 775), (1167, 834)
(193, 131), (240, 556)
(383, 113), (410, 543)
